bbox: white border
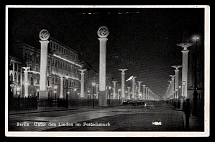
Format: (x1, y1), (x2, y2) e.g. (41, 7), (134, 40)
(5, 5), (210, 137)
(5, 5), (209, 8)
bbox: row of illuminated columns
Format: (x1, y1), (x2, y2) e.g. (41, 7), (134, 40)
(78, 68), (159, 100)
(165, 42), (194, 100)
(112, 74), (159, 100)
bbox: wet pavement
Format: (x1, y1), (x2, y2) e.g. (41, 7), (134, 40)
(7, 101), (189, 132)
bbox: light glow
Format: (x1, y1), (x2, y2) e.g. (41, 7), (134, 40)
(53, 54), (82, 67)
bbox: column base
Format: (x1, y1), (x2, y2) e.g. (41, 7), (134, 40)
(37, 91), (51, 109)
(98, 91), (108, 107)
(120, 97), (125, 104)
(39, 90), (48, 99)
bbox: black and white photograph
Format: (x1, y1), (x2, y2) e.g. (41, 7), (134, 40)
(5, 5), (210, 137)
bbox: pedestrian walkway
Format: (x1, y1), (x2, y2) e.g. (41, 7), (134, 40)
(8, 106), (77, 115)
(8, 105), (147, 131)
(188, 112), (204, 131)
(8, 105), (104, 115)
(167, 102), (204, 131)
(7, 101), (205, 132)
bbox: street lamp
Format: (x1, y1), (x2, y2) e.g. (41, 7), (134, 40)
(65, 74), (69, 108)
(108, 86), (111, 106)
(178, 86), (181, 109)
(87, 90), (90, 99)
(54, 85), (58, 105)
(92, 82), (96, 108)
(66, 89), (70, 108)
(175, 88), (178, 108)
(182, 81), (186, 97)
(16, 85), (21, 97)
(118, 89), (121, 104)
(74, 88), (77, 98)
(192, 35), (200, 116)
(182, 81), (186, 110)
(36, 88), (39, 100)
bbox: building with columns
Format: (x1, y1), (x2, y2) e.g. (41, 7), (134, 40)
(9, 56), (23, 98)
(9, 37), (83, 100)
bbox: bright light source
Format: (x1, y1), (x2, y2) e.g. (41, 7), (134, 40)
(54, 85), (58, 89)
(192, 35), (200, 41)
(92, 82), (96, 87)
(53, 54), (82, 67)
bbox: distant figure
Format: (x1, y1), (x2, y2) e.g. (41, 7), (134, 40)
(184, 98), (191, 129)
(177, 99), (180, 109)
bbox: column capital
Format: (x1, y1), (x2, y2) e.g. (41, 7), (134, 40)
(98, 37), (108, 41)
(137, 81), (142, 83)
(39, 40), (49, 44)
(119, 69), (128, 73)
(177, 42), (194, 50)
(169, 75), (175, 79)
(172, 65), (182, 70)
(133, 76), (137, 79)
(22, 67), (30, 71)
(142, 85), (146, 87)
(78, 69), (87, 73)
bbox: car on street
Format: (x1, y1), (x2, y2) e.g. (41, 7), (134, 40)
(144, 102), (154, 108)
(122, 100), (145, 106)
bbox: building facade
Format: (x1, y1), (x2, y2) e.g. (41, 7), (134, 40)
(9, 38), (83, 100)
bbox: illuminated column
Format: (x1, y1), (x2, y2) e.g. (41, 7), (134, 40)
(39, 29), (50, 99)
(22, 67), (30, 97)
(172, 65), (182, 99)
(147, 88), (150, 100)
(145, 86), (148, 100)
(97, 26), (109, 106)
(168, 80), (172, 98)
(148, 88), (151, 100)
(119, 69), (128, 103)
(12, 63), (15, 80)
(127, 86), (131, 99)
(112, 81), (117, 99)
(142, 85), (146, 100)
(60, 76), (63, 99)
(137, 81), (142, 96)
(79, 69), (87, 98)
(169, 75), (175, 99)
(132, 76), (137, 99)
(166, 84), (170, 99)
(177, 43), (193, 98)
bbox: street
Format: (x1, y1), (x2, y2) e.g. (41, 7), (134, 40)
(8, 101), (185, 131)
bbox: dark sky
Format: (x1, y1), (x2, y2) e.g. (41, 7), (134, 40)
(8, 6), (205, 97)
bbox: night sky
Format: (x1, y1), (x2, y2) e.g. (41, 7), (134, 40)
(7, 6), (205, 98)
